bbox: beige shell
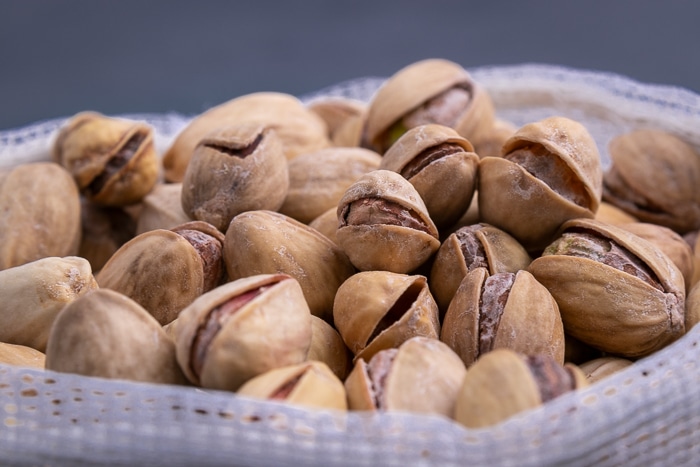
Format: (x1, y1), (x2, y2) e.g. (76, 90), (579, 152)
(429, 223), (532, 314)
(0, 162), (81, 271)
(579, 357), (633, 384)
(0, 343), (45, 369)
(686, 281), (700, 331)
(224, 210), (355, 322)
(595, 201), (638, 225)
(163, 92), (329, 182)
(478, 116), (603, 251)
(53, 112), (158, 206)
(345, 336), (466, 417)
(45, 289), (188, 385)
(170, 221), (227, 292)
(78, 200), (136, 272)
(603, 129), (700, 233)
(181, 123), (289, 232)
(96, 229), (205, 325)
(307, 96), (368, 147)
(336, 170), (440, 273)
(279, 147), (381, 224)
(473, 119), (517, 159)
(380, 124), (478, 229)
(528, 218), (686, 357)
(308, 207), (340, 245)
(308, 315), (351, 380)
(440, 268), (564, 367)
(174, 274), (312, 390)
(237, 361), (347, 411)
(136, 183), (192, 234)
(333, 271), (440, 362)
(0, 256), (98, 352)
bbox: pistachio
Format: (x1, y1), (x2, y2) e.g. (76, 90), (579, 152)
(579, 357), (633, 384)
(308, 207), (340, 245)
(307, 96), (368, 147)
(170, 221), (227, 292)
(78, 199), (136, 272)
(686, 281), (700, 332)
(136, 182), (192, 235)
(595, 201), (638, 225)
(308, 315), (351, 380)
(0, 343), (45, 369)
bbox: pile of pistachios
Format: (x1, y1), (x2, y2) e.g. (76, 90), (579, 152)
(2, 58), (700, 430)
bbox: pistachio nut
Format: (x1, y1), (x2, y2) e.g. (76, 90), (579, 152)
(181, 123), (289, 232)
(441, 268), (564, 367)
(579, 356), (633, 384)
(473, 118), (517, 159)
(308, 207), (340, 245)
(308, 315), (351, 380)
(0, 343), (45, 369)
(686, 281), (700, 331)
(564, 334), (603, 365)
(174, 274), (312, 391)
(336, 169), (440, 273)
(380, 124), (479, 230)
(333, 271), (440, 362)
(136, 182), (192, 235)
(344, 336), (466, 417)
(52, 112), (158, 206)
(307, 96), (368, 147)
(478, 116), (603, 252)
(528, 218), (686, 357)
(78, 199), (137, 272)
(595, 201), (638, 225)
(45, 288), (187, 385)
(0, 256), (98, 352)
(170, 221), (227, 292)
(237, 361), (347, 411)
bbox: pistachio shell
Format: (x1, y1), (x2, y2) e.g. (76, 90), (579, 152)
(308, 207), (340, 245)
(0, 343), (45, 369)
(686, 281), (700, 331)
(595, 201), (638, 225)
(78, 200), (136, 272)
(579, 357), (633, 384)
(308, 315), (351, 380)
(136, 183), (193, 234)
(307, 97), (367, 147)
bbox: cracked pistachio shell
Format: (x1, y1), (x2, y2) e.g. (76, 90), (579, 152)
(333, 271), (440, 363)
(181, 123), (289, 232)
(603, 129), (700, 234)
(45, 289), (187, 385)
(429, 223), (531, 314)
(307, 96), (368, 147)
(336, 170), (440, 273)
(237, 361), (347, 411)
(96, 229), (205, 326)
(365, 59), (494, 154)
(163, 92), (329, 182)
(53, 112), (158, 206)
(136, 183), (192, 234)
(579, 357), (633, 384)
(345, 336), (466, 416)
(0, 256), (98, 352)
(440, 268), (564, 367)
(174, 274), (312, 391)
(0, 343), (45, 369)
(308, 315), (351, 380)
(0, 162), (81, 271)
(528, 218), (686, 357)
(380, 124), (478, 229)
(170, 221), (227, 292)
(454, 349), (588, 429)
(224, 210), (355, 322)
(478, 116), (603, 251)
(279, 147), (381, 224)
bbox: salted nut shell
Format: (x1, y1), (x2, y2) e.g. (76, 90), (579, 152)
(478, 116), (603, 252)
(380, 124), (479, 230)
(333, 271), (440, 363)
(78, 200), (137, 272)
(237, 361), (347, 411)
(96, 229), (208, 326)
(454, 349), (588, 429)
(429, 223), (532, 314)
(181, 123), (289, 232)
(53, 112), (158, 206)
(136, 183), (192, 234)
(473, 118), (517, 159)
(45, 289), (187, 385)
(441, 268), (564, 367)
(0, 162), (81, 271)
(603, 129), (700, 234)
(174, 274), (312, 391)
(365, 58), (495, 154)
(279, 146), (381, 224)
(163, 92), (329, 182)
(308, 315), (351, 380)
(528, 218), (686, 357)
(308, 207), (340, 245)
(579, 357), (633, 384)
(225, 210), (355, 322)
(307, 96), (368, 147)
(344, 336), (466, 417)
(336, 169), (440, 273)
(0, 343), (45, 369)
(686, 282), (700, 332)
(0, 256), (98, 352)
(595, 201), (638, 225)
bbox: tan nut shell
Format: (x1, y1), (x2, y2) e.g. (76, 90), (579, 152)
(0, 162), (81, 270)
(163, 92), (329, 182)
(528, 218), (686, 357)
(595, 201), (638, 225)
(224, 210), (355, 322)
(307, 97), (367, 147)
(686, 281), (700, 331)
(308, 315), (351, 380)
(181, 123), (289, 232)
(45, 289), (187, 385)
(579, 357), (633, 384)
(175, 274), (312, 390)
(479, 116), (602, 251)
(279, 147), (381, 224)
(345, 336), (466, 416)
(0, 256), (98, 352)
(333, 271), (440, 362)
(336, 170), (440, 273)
(308, 207), (340, 245)
(96, 229), (205, 326)
(53, 112), (158, 206)
(380, 124), (479, 229)
(136, 183), (192, 235)
(0, 343), (45, 369)
(237, 361), (347, 411)
(441, 268), (564, 367)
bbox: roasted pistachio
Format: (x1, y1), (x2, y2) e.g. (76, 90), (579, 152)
(308, 315), (351, 380)
(0, 343), (45, 369)
(78, 199), (136, 272)
(307, 96), (368, 147)
(595, 201), (638, 225)
(136, 182), (192, 234)
(579, 357), (633, 384)
(170, 221), (227, 292)
(308, 207), (340, 245)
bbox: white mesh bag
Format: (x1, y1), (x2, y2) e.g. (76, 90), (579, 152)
(1, 64), (700, 466)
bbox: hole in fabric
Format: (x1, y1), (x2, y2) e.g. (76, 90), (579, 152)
(4, 417), (18, 427)
(115, 391), (126, 397)
(172, 405), (182, 410)
(52, 411), (60, 416)
(51, 399), (61, 405)
(242, 414), (261, 423)
(4, 403), (18, 414)
(72, 388), (83, 393)
(44, 378), (56, 384)
(604, 387), (617, 396)
(20, 389), (38, 397)
(194, 408), (209, 416)
(641, 371), (649, 377)
(74, 397), (83, 402)
(582, 394), (598, 406)
(21, 375), (34, 383)
(92, 390), (104, 396)
(218, 411), (234, 420)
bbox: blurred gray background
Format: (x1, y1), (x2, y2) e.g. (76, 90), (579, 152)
(1, 0), (698, 130)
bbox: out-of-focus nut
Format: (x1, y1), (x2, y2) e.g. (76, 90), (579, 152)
(136, 183), (192, 235)
(579, 357), (633, 384)
(308, 315), (351, 380)
(307, 96), (368, 147)
(0, 342), (46, 369)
